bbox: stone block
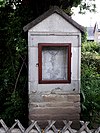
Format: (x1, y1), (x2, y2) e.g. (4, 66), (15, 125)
(29, 107), (80, 116)
(67, 95), (80, 102)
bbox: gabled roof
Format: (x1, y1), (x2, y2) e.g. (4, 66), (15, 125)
(96, 22), (100, 30)
(94, 22), (100, 33)
(23, 6), (85, 33)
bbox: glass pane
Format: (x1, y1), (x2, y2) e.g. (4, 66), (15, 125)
(42, 46), (68, 80)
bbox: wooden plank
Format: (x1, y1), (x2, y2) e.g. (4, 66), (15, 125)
(29, 114), (80, 121)
(29, 101), (74, 107)
(29, 107), (80, 115)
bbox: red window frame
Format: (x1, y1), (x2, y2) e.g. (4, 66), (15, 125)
(38, 43), (71, 84)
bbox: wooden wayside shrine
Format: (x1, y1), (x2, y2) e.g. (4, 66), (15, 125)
(23, 6), (85, 125)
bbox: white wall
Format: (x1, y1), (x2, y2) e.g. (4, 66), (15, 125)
(28, 34), (81, 94)
(27, 12), (82, 122)
(28, 12), (81, 94)
(29, 13), (80, 33)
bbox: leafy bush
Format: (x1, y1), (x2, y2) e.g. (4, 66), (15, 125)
(0, 6), (29, 127)
(82, 41), (100, 53)
(81, 41), (100, 127)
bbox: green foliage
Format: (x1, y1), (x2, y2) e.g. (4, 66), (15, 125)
(1, 0), (96, 16)
(0, 5), (29, 127)
(0, 0), (98, 127)
(81, 42), (100, 127)
(1, 91), (27, 126)
(82, 41), (100, 53)
(79, 0), (96, 14)
(81, 28), (87, 43)
(0, 0), (6, 7)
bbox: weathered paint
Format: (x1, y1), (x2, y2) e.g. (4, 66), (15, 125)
(29, 13), (80, 33)
(29, 35), (79, 47)
(27, 10), (82, 122)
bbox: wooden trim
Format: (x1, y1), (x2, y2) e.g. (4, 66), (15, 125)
(38, 43), (71, 84)
(68, 44), (71, 83)
(38, 44), (42, 83)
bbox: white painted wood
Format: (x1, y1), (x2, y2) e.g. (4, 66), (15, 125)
(29, 80), (79, 94)
(38, 80), (79, 93)
(29, 13), (80, 33)
(0, 120), (98, 133)
(27, 11), (82, 121)
(28, 81), (38, 94)
(28, 35), (79, 47)
(78, 47), (81, 80)
(28, 35), (81, 93)
(30, 32), (82, 36)
(71, 47), (80, 80)
(0, 128), (5, 133)
(28, 47), (38, 82)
